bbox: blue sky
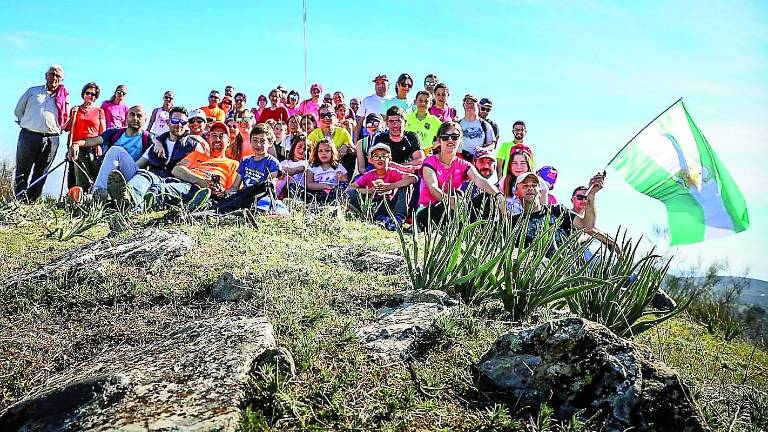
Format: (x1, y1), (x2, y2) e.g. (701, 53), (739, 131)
(1, 1), (766, 279)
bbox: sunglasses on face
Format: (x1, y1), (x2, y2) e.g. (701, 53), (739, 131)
(116, 90), (126, 95)
(289, 95), (299, 100)
(371, 154), (390, 160)
(398, 82), (413, 88)
(209, 95), (220, 99)
(235, 98), (244, 102)
(439, 133), (460, 141)
(189, 118), (205, 124)
(479, 107), (491, 112)
(164, 96), (173, 100)
(84, 91), (97, 97)
(365, 121), (380, 128)
(319, 112), (334, 119)
(169, 118), (188, 125)
(574, 194), (587, 201)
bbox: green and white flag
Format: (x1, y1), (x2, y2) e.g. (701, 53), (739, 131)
(609, 99), (749, 245)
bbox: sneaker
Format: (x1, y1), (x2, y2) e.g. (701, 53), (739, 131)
(385, 215), (404, 232)
(374, 214), (389, 226)
(107, 170), (134, 210)
(92, 188), (110, 203)
(186, 188), (211, 213)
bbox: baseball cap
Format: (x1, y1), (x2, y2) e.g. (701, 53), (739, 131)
(537, 166), (558, 189)
(479, 98), (493, 107)
(365, 113), (383, 124)
(373, 74), (389, 82)
(514, 172), (541, 188)
(368, 143), (392, 157)
(189, 109), (207, 121)
(475, 149), (496, 161)
(310, 83), (323, 92)
(209, 121), (228, 132)
(463, 94), (478, 102)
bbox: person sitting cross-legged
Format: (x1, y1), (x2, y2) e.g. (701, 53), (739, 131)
(106, 106), (205, 211)
(347, 143), (418, 231)
(213, 123), (282, 213)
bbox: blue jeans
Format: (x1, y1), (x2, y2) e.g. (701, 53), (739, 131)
(126, 170), (194, 211)
(347, 187), (409, 219)
(93, 146), (139, 191)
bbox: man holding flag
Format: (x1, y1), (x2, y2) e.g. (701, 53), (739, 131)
(608, 99), (749, 245)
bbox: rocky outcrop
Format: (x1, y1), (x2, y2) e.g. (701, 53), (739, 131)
(210, 271), (250, 301)
(358, 302), (450, 362)
(476, 318), (710, 432)
(0, 316), (275, 431)
(351, 251), (405, 273)
(6, 228), (193, 287)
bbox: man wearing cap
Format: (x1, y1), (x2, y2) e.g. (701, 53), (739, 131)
(405, 91), (442, 155)
(298, 84), (323, 120)
(423, 74), (439, 95)
(354, 112), (384, 175)
(461, 149), (499, 198)
(106, 106), (208, 211)
(13, 64), (70, 201)
(381, 73), (414, 115)
(511, 171), (605, 253)
(200, 90), (226, 123)
(356, 74), (390, 141)
(347, 142), (418, 230)
(478, 98), (500, 141)
(459, 94), (496, 160)
(496, 120), (531, 177)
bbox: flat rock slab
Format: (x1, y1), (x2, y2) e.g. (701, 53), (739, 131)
(357, 302), (449, 362)
(0, 316), (275, 432)
(6, 228), (193, 287)
(477, 318), (710, 432)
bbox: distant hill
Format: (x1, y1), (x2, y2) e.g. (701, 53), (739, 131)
(668, 275), (768, 308)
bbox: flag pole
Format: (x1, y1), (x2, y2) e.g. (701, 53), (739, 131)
(603, 97), (683, 169)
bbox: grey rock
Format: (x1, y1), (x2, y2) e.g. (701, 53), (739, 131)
(652, 288), (677, 311)
(352, 251), (405, 273)
(211, 272), (249, 301)
(477, 318), (710, 432)
(386, 290), (458, 306)
(256, 347), (296, 379)
(0, 316), (275, 432)
(358, 302), (449, 362)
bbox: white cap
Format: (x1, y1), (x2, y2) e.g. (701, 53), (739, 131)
(189, 108), (207, 121)
(368, 143), (392, 157)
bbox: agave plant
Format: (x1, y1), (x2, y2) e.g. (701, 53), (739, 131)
(46, 198), (109, 241)
(565, 231), (693, 337)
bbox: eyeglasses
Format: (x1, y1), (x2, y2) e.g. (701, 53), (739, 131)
(574, 194), (587, 201)
(251, 138), (269, 145)
(440, 133), (460, 141)
(398, 82), (413, 88)
(371, 154), (390, 160)
(169, 118), (188, 125)
(479, 107), (492, 112)
(115, 90), (126, 96)
(84, 91), (97, 97)
(365, 121), (380, 128)
(318, 112), (334, 119)
(188, 118), (205, 124)
(209, 132), (227, 139)
(387, 119), (403, 125)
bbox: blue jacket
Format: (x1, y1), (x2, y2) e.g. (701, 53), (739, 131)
(145, 132), (199, 178)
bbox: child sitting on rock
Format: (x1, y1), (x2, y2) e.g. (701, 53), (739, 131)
(347, 143), (418, 230)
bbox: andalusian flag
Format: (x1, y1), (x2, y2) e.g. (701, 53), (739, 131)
(608, 99), (749, 245)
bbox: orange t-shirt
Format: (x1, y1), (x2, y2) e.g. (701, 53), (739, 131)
(200, 106), (226, 122)
(180, 152), (239, 189)
(71, 106), (104, 141)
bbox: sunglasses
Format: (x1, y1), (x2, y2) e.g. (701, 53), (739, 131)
(84, 91), (97, 97)
(235, 98), (244, 102)
(398, 82), (413, 88)
(365, 121), (380, 128)
(479, 107), (492, 112)
(440, 133), (460, 141)
(319, 112), (334, 119)
(116, 90), (126, 95)
(289, 95), (299, 100)
(574, 194), (587, 201)
(235, 117), (251, 123)
(164, 96), (173, 100)
(169, 118), (188, 125)
(371, 154), (390, 160)
(209, 95), (220, 99)
(189, 118), (205, 124)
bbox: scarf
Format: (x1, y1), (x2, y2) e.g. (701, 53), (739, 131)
(54, 84), (70, 127)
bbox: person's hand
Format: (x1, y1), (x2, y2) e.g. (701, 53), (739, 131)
(335, 171), (346, 181)
(94, 145), (103, 157)
(152, 136), (165, 158)
(495, 193), (507, 217)
(207, 179), (226, 198)
(587, 171), (605, 196)
(67, 143), (80, 161)
(373, 181), (388, 194)
(449, 195), (457, 209)
(189, 135), (210, 154)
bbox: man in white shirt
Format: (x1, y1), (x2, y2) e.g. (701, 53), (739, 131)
(355, 74), (390, 142)
(13, 65), (69, 201)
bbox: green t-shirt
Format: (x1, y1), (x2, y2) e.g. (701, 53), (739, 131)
(381, 97), (412, 115)
(308, 127), (353, 150)
(405, 111), (442, 154)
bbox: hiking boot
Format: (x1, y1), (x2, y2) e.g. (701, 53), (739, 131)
(92, 188), (110, 203)
(107, 170), (134, 210)
(186, 188), (211, 213)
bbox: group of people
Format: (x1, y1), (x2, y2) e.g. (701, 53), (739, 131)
(13, 65), (613, 250)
